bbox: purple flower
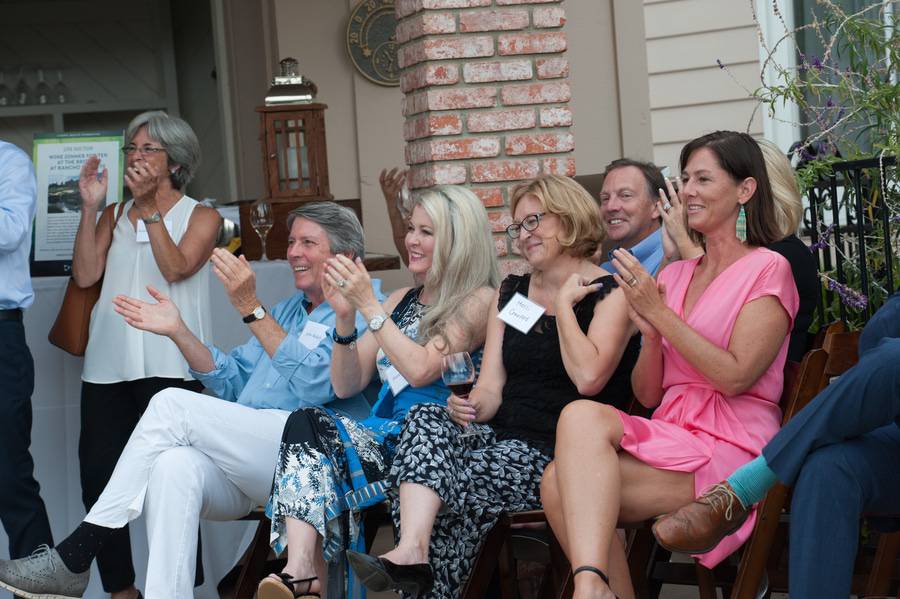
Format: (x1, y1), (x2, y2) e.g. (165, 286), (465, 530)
(825, 97), (834, 108)
(716, 59), (725, 69)
(809, 223), (835, 252)
(811, 55), (823, 70)
(823, 276), (868, 310)
(891, 214), (900, 223)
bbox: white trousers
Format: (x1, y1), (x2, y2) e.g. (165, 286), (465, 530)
(84, 387), (290, 599)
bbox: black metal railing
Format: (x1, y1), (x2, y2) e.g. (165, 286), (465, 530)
(803, 155), (898, 326)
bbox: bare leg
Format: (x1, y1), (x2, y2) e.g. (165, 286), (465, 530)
(380, 482), (442, 565)
(552, 401), (695, 599)
(264, 517), (325, 596)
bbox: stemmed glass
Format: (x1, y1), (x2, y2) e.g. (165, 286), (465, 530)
(441, 352), (482, 438)
(250, 200), (274, 261)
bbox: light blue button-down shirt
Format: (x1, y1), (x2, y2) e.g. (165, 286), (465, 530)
(191, 280), (385, 417)
(0, 141), (36, 310)
(600, 227), (664, 276)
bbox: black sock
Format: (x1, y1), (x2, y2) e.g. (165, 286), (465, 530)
(55, 522), (113, 573)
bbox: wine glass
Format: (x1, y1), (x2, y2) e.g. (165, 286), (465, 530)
(250, 200), (274, 261)
(442, 352), (482, 438)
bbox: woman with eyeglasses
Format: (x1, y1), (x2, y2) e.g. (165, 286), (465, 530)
(347, 175), (640, 599)
(71, 110), (220, 599)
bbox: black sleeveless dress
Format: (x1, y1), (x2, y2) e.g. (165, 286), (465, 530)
(387, 273), (640, 599)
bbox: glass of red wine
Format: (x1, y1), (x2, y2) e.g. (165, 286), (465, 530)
(441, 352), (482, 437)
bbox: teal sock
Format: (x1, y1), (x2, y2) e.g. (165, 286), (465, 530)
(726, 455), (778, 508)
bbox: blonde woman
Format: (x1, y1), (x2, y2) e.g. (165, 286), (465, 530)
(258, 186), (498, 599)
(348, 175), (640, 599)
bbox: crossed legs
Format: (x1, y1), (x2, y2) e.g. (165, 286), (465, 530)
(541, 401), (695, 599)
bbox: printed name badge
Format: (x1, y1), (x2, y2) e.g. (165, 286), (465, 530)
(136, 219), (175, 243)
(384, 365), (410, 396)
(497, 292), (545, 334)
(298, 320), (330, 350)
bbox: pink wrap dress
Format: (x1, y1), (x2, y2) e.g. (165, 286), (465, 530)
(617, 247), (799, 566)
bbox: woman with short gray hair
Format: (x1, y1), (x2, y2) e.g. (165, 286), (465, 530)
(69, 110), (221, 599)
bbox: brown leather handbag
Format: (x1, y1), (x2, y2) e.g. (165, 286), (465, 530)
(48, 203), (125, 356)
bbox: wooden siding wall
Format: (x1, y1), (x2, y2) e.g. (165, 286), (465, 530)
(643, 0), (763, 172)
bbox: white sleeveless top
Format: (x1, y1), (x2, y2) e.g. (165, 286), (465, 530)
(82, 195), (212, 383)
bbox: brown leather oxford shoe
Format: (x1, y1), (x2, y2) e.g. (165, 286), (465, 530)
(651, 482), (750, 554)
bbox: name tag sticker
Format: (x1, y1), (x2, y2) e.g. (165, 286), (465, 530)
(498, 292), (545, 334)
(298, 321), (330, 349)
(136, 218), (174, 243)
(384, 365), (410, 396)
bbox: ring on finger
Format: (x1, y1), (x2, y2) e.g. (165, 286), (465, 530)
(337, 279), (347, 288)
(628, 277), (638, 287)
(663, 202), (672, 212)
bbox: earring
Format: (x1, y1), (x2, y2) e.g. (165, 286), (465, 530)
(736, 204), (747, 243)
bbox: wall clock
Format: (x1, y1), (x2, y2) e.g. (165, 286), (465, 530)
(346, 0), (400, 86)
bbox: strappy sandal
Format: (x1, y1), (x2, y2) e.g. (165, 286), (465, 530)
(257, 573), (320, 599)
(573, 565), (618, 598)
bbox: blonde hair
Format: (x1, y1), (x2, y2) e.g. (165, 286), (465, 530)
(509, 175), (605, 258)
(414, 185), (500, 349)
(758, 139), (802, 237)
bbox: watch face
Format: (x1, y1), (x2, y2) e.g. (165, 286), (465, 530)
(253, 306), (266, 320)
(369, 314), (387, 331)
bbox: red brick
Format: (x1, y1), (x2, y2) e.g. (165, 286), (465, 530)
(506, 132), (574, 156)
(404, 113), (463, 141)
(396, 12), (457, 44)
(471, 159), (540, 183)
(472, 186), (505, 207)
(400, 63), (460, 93)
(407, 137), (501, 164)
(467, 108), (535, 132)
(542, 157), (577, 176)
(397, 0), (492, 18)
(488, 210), (514, 233)
(405, 87), (498, 115)
(459, 8), (529, 32)
(539, 106), (572, 127)
(500, 258), (531, 276)
(497, 32), (566, 55)
(535, 57), (569, 79)
(501, 81), (571, 105)
(533, 6), (566, 28)
(494, 235), (509, 257)
(399, 36), (495, 68)
(409, 163), (468, 189)
(463, 60), (532, 83)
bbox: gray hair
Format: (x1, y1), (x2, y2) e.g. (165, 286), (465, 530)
(287, 202), (365, 259)
(125, 111), (201, 190)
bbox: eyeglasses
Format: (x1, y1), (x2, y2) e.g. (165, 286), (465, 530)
(506, 212), (546, 239)
(121, 145), (166, 156)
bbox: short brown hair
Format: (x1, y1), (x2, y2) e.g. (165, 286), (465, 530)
(679, 131), (782, 247)
(510, 175), (604, 259)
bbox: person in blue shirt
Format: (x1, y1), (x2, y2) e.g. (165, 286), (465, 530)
(598, 158), (668, 276)
(0, 140), (54, 568)
(0, 202), (383, 599)
(653, 291), (900, 599)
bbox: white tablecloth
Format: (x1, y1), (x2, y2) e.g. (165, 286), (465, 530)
(1, 260), (301, 599)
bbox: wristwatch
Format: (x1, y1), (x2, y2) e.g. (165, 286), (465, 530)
(368, 313), (388, 332)
(242, 305), (266, 324)
(141, 211), (162, 225)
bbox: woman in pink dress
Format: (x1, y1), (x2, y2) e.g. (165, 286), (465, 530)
(540, 130), (800, 599)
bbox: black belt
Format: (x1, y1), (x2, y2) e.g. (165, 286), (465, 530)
(0, 308), (23, 321)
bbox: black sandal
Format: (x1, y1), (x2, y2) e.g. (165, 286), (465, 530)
(573, 566), (618, 598)
(257, 573), (320, 599)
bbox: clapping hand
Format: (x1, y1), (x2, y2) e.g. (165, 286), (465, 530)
(324, 255), (378, 311)
(124, 158), (162, 207)
(210, 248), (260, 315)
(379, 167), (410, 218)
(612, 248), (666, 341)
(658, 177), (703, 261)
(113, 286), (183, 337)
(78, 156), (108, 212)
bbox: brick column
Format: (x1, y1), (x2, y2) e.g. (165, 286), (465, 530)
(396, 0), (573, 274)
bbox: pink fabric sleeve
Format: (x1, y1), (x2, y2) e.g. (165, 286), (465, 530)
(745, 250), (800, 329)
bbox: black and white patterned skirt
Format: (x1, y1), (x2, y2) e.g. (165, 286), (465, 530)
(388, 403), (552, 599)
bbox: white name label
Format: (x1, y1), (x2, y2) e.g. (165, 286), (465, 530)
(384, 364), (410, 396)
(136, 218), (174, 243)
(298, 320), (330, 350)
(497, 292), (545, 334)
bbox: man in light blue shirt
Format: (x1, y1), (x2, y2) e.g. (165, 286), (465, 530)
(0, 140), (55, 562)
(0, 202), (385, 598)
(598, 158), (667, 276)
